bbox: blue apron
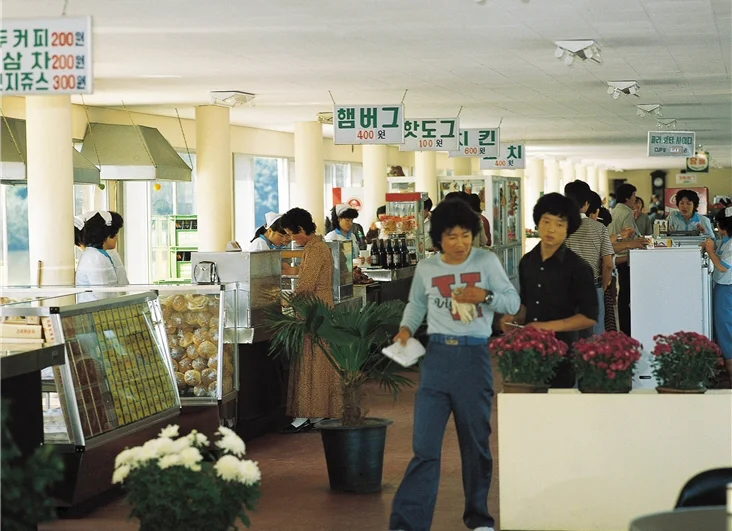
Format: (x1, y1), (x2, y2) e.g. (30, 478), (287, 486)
(714, 238), (732, 360)
(335, 229), (359, 259)
(259, 234), (280, 250)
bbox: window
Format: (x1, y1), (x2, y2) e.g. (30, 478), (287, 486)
(1, 185), (29, 285)
(324, 162), (363, 212)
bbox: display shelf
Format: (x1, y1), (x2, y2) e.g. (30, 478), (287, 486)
(151, 215), (198, 283)
(385, 192), (427, 262)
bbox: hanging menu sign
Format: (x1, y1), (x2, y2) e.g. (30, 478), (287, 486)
(399, 118), (459, 151)
(333, 104), (404, 145)
(686, 151), (709, 173)
(480, 143), (525, 170)
(647, 131), (695, 157)
(449, 128), (500, 158)
(0, 17), (92, 95)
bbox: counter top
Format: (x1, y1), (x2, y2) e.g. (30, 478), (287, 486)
(363, 266), (416, 282)
(1, 343), (65, 380)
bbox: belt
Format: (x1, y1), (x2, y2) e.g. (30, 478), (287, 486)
(430, 334), (489, 346)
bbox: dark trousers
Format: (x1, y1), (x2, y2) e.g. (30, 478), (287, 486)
(617, 263), (631, 336)
(389, 342), (495, 531)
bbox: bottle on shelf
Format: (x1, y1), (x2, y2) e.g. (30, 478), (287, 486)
(379, 240), (388, 269)
(370, 240), (380, 268)
(386, 239), (394, 269)
(392, 239), (401, 269)
(400, 239), (409, 267)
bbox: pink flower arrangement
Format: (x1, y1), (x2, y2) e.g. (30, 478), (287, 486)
(652, 331), (724, 390)
(491, 327), (568, 385)
(573, 332), (642, 392)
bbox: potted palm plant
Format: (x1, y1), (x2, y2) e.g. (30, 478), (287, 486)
(266, 294), (413, 493)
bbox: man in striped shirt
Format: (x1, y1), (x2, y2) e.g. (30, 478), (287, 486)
(564, 180), (615, 336)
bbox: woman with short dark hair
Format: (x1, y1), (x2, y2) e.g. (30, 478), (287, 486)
(247, 212), (290, 251)
(279, 207), (342, 432)
(324, 204), (360, 258)
(668, 189), (715, 238)
(75, 211), (128, 288)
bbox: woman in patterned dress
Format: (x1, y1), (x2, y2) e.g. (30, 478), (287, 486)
(279, 208), (343, 431)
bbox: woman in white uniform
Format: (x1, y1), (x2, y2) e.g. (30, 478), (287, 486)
(324, 204), (360, 259)
(75, 211), (128, 294)
(247, 212), (290, 252)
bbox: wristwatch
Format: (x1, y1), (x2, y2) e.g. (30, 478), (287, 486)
(483, 290), (494, 305)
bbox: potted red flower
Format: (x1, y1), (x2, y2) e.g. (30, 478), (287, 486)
(651, 331), (724, 393)
(573, 332), (642, 393)
(491, 327), (568, 393)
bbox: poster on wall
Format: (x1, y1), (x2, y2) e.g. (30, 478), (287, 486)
(665, 187), (709, 215)
(332, 187), (364, 212)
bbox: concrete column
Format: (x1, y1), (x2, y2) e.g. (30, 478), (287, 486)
(598, 167), (610, 203)
(362, 144), (388, 227)
(560, 160), (576, 192)
(575, 163), (587, 184)
(414, 151), (437, 204)
(196, 105), (232, 251)
(524, 159), (544, 230)
(26, 96), (75, 286)
(586, 165), (599, 192)
(452, 157), (472, 176)
(293, 121), (325, 232)
(544, 159), (561, 194)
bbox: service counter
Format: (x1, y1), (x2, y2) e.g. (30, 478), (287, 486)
(362, 265), (415, 303)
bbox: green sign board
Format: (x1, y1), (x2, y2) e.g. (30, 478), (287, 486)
(647, 131), (695, 157)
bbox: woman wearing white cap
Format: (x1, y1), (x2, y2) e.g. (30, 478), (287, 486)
(247, 212), (291, 252)
(75, 211), (128, 291)
(324, 204), (360, 259)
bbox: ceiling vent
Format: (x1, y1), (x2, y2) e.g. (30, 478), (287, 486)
(210, 91), (255, 107)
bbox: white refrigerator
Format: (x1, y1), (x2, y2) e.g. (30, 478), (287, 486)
(629, 247), (713, 389)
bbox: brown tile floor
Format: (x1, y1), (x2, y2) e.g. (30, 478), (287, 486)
(41, 359), (504, 531)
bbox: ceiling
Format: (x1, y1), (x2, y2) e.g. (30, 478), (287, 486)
(5, 0), (732, 170)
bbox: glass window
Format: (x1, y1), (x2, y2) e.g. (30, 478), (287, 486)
(175, 152), (196, 215)
(2, 185), (30, 285)
(151, 182), (174, 216)
(253, 157), (280, 228)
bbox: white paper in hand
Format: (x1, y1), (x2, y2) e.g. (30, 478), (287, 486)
(382, 338), (426, 367)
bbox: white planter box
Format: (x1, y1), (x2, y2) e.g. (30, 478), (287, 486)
(498, 390), (732, 531)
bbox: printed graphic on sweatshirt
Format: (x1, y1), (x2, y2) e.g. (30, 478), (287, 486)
(432, 273), (484, 321)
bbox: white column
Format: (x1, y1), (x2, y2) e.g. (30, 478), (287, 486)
(452, 157), (472, 176)
(586, 165), (599, 192)
(414, 151), (437, 203)
(598, 167), (609, 203)
(544, 159), (561, 194)
(524, 159), (543, 230)
(560, 160), (576, 192)
(26, 96), (75, 286)
(293, 121), (325, 231)
(575, 163), (587, 184)
(362, 145), (388, 227)
(196, 105), (232, 251)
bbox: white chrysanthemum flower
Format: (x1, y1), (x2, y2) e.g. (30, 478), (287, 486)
(214, 455), (242, 482)
(238, 460), (261, 486)
(112, 464), (131, 484)
(216, 433), (246, 457)
(115, 448), (135, 469)
(154, 437), (176, 456)
(216, 426), (236, 438)
(159, 424), (179, 439)
(158, 454), (182, 470)
(171, 436), (192, 453)
(186, 431), (209, 448)
(179, 447), (203, 468)
(137, 445), (159, 463)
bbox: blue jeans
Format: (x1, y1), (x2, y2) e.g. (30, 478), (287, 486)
(593, 286), (606, 336)
(389, 341), (495, 531)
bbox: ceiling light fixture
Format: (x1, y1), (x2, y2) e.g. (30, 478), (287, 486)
(607, 81), (640, 99)
(656, 118), (677, 130)
(554, 40), (602, 66)
(317, 112), (333, 124)
(210, 91), (256, 107)
(636, 104), (662, 117)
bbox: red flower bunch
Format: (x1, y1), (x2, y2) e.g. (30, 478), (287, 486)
(573, 332), (642, 392)
(491, 327), (568, 385)
(652, 331), (723, 390)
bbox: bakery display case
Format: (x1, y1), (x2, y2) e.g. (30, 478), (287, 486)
(384, 192), (427, 262)
(0, 291), (181, 507)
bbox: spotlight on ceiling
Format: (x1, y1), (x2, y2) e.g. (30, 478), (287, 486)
(636, 104), (662, 118)
(210, 91), (256, 107)
(606, 81), (640, 99)
(554, 40), (602, 65)
(317, 112), (333, 124)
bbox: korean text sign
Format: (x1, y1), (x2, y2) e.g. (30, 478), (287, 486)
(480, 143), (525, 170)
(647, 131), (695, 157)
(334, 104), (404, 145)
(0, 17), (93, 95)
(399, 118), (459, 151)
(449, 128), (500, 158)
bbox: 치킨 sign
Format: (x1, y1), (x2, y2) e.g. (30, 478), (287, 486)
(333, 104), (404, 145)
(0, 16), (93, 95)
(449, 128), (500, 158)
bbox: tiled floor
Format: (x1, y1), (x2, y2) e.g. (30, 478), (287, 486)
(41, 359), (504, 531)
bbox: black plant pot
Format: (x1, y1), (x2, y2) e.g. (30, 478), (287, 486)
(319, 417), (393, 493)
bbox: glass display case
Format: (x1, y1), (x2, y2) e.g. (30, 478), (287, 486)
(1, 291), (181, 447)
(487, 175), (522, 286)
(155, 284), (238, 404)
(438, 177), (488, 208)
(385, 192), (427, 262)
(282, 241), (354, 302)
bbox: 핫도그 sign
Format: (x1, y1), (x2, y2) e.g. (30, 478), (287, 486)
(399, 118), (459, 151)
(0, 16), (93, 95)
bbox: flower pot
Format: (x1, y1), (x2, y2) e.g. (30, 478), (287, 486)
(656, 387), (707, 394)
(318, 417), (393, 493)
(502, 382), (549, 394)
